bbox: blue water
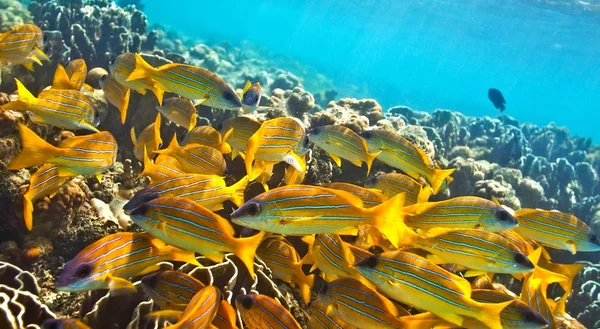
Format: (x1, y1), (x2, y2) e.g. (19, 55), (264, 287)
(144, 0), (600, 141)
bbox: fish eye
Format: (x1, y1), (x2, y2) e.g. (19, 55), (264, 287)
(41, 320), (61, 329)
(368, 245), (384, 255)
(43, 33), (48, 42)
(360, 255), (378, 268)
(75, 263), (92, 278)
(309, 127), (320, 135)
(513, 253), (529, 265)
(246, 203), (260, 216)
(216, 123), (223, 131)
(223, 91), (237, 102)
(590, 234), (598, 243)
(360, 130), (372, 139)
(141, 271), (161, 288)
(320, 283), (329, 294)
(109, 56), (117, 65)
(303, 136), (309, 147)
(99, 74), (108, 82)
(521, 310), (547, 325)
(494, 208), (513, 223)
(241, 295), (254, 309)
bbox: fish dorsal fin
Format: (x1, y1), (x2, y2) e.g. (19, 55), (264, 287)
(242, 81), (252, 95)
(52, 64), (73, 89)
(222, 127), (234, 143)
(491, 196), (501, 206)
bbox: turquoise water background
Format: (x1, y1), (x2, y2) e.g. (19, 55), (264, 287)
(144, 0), (600, 141)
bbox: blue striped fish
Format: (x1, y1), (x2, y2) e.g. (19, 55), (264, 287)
(2, 79), (100, 132)
(128, 173), (249, 211)
(156, 97), (198, 131)
(155, 134), (227, 176)
(466, 289), (548, 329)
(52, 59), (91, 91)
(181, 125), (232, 154)
(124, 195), (265, 278)
(306, 298), (355, 329)
(521, 278), (556, 329)
(127, 53), (242, 110)
(141, 270), (204, 310)
(158, 285), (221, 329)
(0, 24), (48, 71)
(245, 117), (308, 179)
(413, 229), (534, 277)
(322, 182), (386, 208)
(240, 81), (262, 113)
(308, 125), (381, 174)
(365, 172), (430, 205)
(359, 129), (454, 194)
(131, 113), (162, 161)
(235, 293), (302, 329)
(22, 163), (71, 231)
(100, 73), (131, 124)
(218, 116), (261, 159)
(55, 232), (199, 293)
(401, 196), (519, 233)
(109, 52), (164, 104)
(138, 151), (185, 183)
(231, 185), (407, 248)
(355, 250), (511, 329)
(8, 124), (117, 181)
(514, 208), (600, 254)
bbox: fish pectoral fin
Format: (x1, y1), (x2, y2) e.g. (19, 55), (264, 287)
(566, 240), (577, 254)
(325, 303), (338, 316)
(279, 216), (316, 226)
(349, 159), (363, 167)
(327, 152), (342, 167)
(464, 270), (486, 277)
(425, 253), (445, 264)
(283, 152), (305, 172)
(192, 95), (210, 107)
(146, 310), (183, 321)
(107, 275), (137, 295)
(96, 174), (103, 184)
(136, 264), (162, 276)
(57, 167), (80, 178)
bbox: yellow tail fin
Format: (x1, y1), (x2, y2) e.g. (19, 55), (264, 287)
(52, 64), (73, 89)
(162, 245), (200, 267)
(130, 127), (137, 146)
(368, 193), (412, 248)
(8, 124), (60, 170)
(15, 78), (37, 104)
(299, 273), (314, 304)
(245, 133), (260, 177)
(365, 150), (382, 175)
(119, 87), (131, 124)
(153, 113), (163, 148)
(150, 83), (165, 106)
(23, 195), (34, 231)
(154, 134), (180, 157)
(226, 175), (249, 208)
(417, 186), (432, 203)
(476, 301), (512, 329)
(126, 53), (157, 82)
(235, 231), (266, 279)
(429, 167), (455, 194)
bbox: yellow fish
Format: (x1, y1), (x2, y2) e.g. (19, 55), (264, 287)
(140, 270), (205, 310)
(155, 135), (227, 176)
(351, 225), (398, 253)
(52, 59), (91, 91)
(322, 182), (387, 208)
(302, 233), (374, 288)
(131, 113), (162, 161)
(466, 290), (549, 329)
(2, 79), (100, 132)
(240, 81), (262, 113)
(8, 124), (117, 180)
(127, 53), (242, 109)
(318, 277), (452, 329)
(109, 52), (164, 104)
(413, 229), (534, 277)
(138, 150), (185, 183)
(218, 115), (261, 159)
(256, 236), (314, 303)
(355, 250), (511, 329)
(236, 293), (302, 329)
(0, 24), (48, 71)
(359, 129), (455, 194)
(305, 298), (356, 329)
(159, 286), (221, 329)
(401, 196), (519, 233)
(55, 232), (199, 293)
(514, 208), (600, 254)
(181, 125), (232, 154)
(365, 172), (431, 205)
(471, 274), (494, 290)
(22, 163), (71, 231)
(231, 185), (407, 248)
(156, 97), (198, 131)
(245, 117), (308, 178)
(130, 173), (249, 211)
(308, 125), (381, 174)
(99, 73), (131, 124)
(41, 319), (92, 329)
(521, 277), (556, 329)
(125, 195), (265, 278)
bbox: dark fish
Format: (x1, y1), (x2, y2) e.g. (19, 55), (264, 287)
(488, 88), (506, 111)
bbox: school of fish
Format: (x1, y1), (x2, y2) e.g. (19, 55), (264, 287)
(3, 23), (599, 329)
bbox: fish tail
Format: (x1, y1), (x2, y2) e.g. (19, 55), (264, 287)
(227, 175), (249, 208)
(126, 53), (156, 82)
(130, 127), (137, 146)
(299, 273), (314, 304)
(8, 124), (59, 170)
(476, 300), (512, 329)
(14, 78), (37, 106)
(188, 112), (197, 132)
(364, 150), (381, 175)
(23, 194), (34, 231)
(369, 193), (416, 249)
(154, 134), (179, 156)
(153, 113), (162, 148)
(119, 87), (131, 124)
(245, 134), (259, 177)
(32, 46), (49, 62)
(429, 167), (455, 194)
(235, 230), (266, 279)
(162, 245), (200, 267)
(52, 64), (72, 89)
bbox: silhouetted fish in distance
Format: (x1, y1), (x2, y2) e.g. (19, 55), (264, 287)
(488, 88), (506, 111)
